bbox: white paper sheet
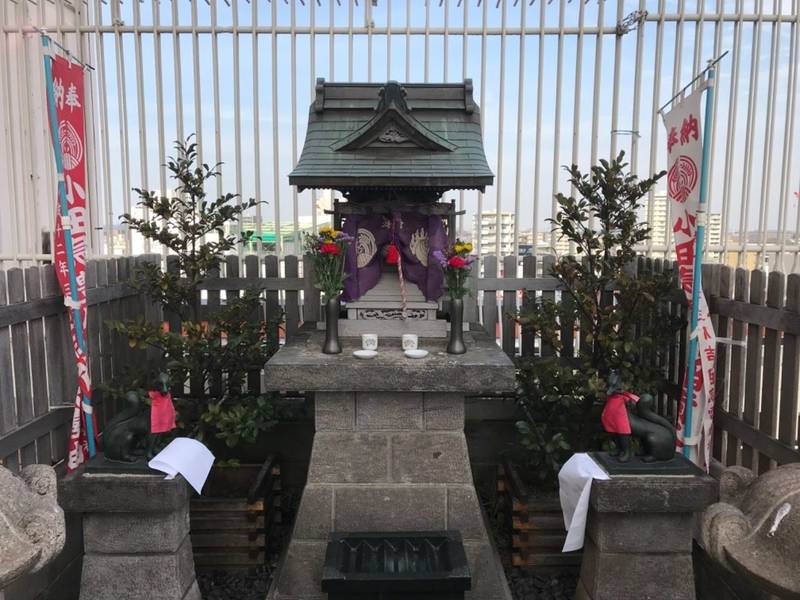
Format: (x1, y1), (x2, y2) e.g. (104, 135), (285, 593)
(148, 437), (215, 495)
(558, 453), (609, 552)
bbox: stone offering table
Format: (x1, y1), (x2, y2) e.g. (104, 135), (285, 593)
(61, 470), (200, 600)
(264, 328), (515, 600)
(575, 468), (716, 600)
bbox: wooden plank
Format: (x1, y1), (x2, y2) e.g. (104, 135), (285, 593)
(107, 260), (125, 382)
(40, 266), (67, 411)
(540, 255), (555, 357)
(198, 276), (305, 292)
(725, 268), (749, 466)
(476, 277), (560, 291)
(190, 533), (266, 548)
(264, 256), (281, 352)
(244, 255), (263, 393)
(207, 261), (222, 398)
(97, 261), (114, 402)
(481, 256), (498, 341)
(713, 266), (732, 463)
(711, 297), (800, 335)
(741, 269), (766, 471)
(520, 255), (536, 357)
(84, 261), (102, 402)
(192, 551), (265, 568)
(0, 282), (138, 329)
(51, 421), (69, 465)
(758, 271), (785, 472)
(302, 254), (320, 323)
(191, 515), (267, 530)
(501, 255), (517, 357)
(7, 268), (33, 427)
(165, 255), (181, 333)
(20, 442), (36, 468)
(666, 263), (681, 419)
(560, 257), (576, 362)
(779, 274), (800, 452)
(284, 256), (300, 342)
(36, 431), (53, 467)
(24, 267), (49, 422)
(0, 407), (73, 458)
(0, 270), (15, 434)
(715, 408), (800, 466)
(2, 451), (20, 472)
(462, 248), (479, 325)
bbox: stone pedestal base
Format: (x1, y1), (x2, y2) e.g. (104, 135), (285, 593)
(61, 471), (200, 600)
(576, 470), (716, 600)
(268, 392), (510, 600)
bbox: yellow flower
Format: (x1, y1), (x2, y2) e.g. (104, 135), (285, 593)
(463, 242), (473, 253)
(319, 225), (333, 235)
(454, 243), (465, 254)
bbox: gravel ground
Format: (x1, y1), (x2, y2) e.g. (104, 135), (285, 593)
(507, 570), (579, 600)
(198, 567), (271, 600)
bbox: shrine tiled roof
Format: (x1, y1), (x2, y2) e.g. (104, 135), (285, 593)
(288, 79), (494, 192)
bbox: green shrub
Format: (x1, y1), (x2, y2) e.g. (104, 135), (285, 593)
(515, 152), (683, 487)
(109, 136), (284, 448)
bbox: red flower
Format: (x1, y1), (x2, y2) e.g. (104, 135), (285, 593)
(448, 256), (467, 269)
(320, 242), (340, 255)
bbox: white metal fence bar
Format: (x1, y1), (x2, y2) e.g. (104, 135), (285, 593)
(1, 0), (799, 274)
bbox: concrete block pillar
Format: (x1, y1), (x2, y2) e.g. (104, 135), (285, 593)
(61, 471), (201, 600)
(268, 391), (510, 600)
(576, 474), (716, 600)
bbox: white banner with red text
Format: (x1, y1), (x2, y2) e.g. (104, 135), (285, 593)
(47, 54), (94, 471)
(662, 87), (717, 470)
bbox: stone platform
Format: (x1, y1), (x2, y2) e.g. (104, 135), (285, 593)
(575, 465), (717, 600)
(61, 470), (200, 600)
(263, 328), (515, 600)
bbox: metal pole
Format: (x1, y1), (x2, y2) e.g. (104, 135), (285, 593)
(682, 64), (715, 458)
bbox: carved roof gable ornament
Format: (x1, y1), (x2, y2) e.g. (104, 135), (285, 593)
(331, 81), (457, 153)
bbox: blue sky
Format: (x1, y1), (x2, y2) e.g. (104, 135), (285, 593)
(97, 0), (799, 240)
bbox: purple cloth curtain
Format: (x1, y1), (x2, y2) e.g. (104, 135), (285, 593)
(342, 211), (447, 302)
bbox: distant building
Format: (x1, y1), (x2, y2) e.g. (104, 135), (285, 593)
(644, 192), (722, 262)
(472, 212), (516, 257)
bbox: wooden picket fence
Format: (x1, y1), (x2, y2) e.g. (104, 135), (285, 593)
(0, 253), (797, 474)
(0, 255), (161, 470)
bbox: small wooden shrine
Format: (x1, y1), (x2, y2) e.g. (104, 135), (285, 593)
(289, 79), (493, 336)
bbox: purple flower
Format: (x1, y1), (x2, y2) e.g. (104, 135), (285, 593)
(464, 255), (477, 266)
(432, 249), (448, 268)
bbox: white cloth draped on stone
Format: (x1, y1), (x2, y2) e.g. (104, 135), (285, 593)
(558, 453), (609, 552)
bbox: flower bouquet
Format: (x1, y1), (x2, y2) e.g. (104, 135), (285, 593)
(304, 225), (354, 299)
(434, 239), (476, 299)
(304, 225), (354, 354)
(434, 240), (476, 354)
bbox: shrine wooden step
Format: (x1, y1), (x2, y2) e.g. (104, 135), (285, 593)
(190, 456), (281, 572)
(497, 461), (582, 573)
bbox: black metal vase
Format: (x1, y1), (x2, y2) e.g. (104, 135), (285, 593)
(323, 296), (342, 354)
(447, 297), (467, 354)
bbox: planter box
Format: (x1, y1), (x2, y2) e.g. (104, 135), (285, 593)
(190, 455), (281, 572)
(497, 461), (581, 573)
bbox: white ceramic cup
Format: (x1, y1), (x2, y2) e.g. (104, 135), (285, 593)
(361, 333), (378, 351)
(401, 334), (419, 351)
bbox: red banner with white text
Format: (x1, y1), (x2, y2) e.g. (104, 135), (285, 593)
(662, 87), (717, 470)
(48, 55), (94, 471)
